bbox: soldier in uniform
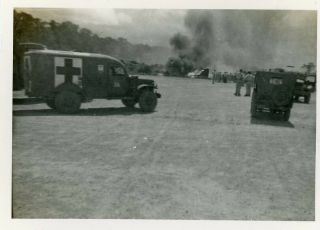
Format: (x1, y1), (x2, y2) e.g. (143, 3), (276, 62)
(244, 71), (255, 96)
(212, 69), (216, 84)
(217, 72), (221, 82)
(222, 72), (228, 83)
(234, 69), (245, 96)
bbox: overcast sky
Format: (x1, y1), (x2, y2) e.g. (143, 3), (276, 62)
(18, 8), (316, 70)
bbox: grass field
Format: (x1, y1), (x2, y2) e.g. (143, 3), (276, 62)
(12, 76), (316, 220)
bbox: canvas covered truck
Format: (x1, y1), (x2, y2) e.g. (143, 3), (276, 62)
(251, 71), (297, 121)
(23, 49), (161, 113)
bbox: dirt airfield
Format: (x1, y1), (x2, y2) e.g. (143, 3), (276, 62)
(12, 75), (315, 220)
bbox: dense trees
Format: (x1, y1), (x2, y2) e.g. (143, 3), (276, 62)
(13, 10), (165, 89)
(13, 11), (158, 60)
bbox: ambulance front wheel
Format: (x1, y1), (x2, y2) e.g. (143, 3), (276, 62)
(55, 91), (81, 114)
(139, 91), (157, 112)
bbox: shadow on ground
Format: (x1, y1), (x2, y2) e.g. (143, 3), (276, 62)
(13, 98), (43, 105)
(250, 113), (295, 128)
(13, 107), (147, 117)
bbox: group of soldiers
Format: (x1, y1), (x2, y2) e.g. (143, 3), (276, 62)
(212, 71), (238, 83)
(234, 69), (255, 96)
(211, 69), (255, 97)
(212, 71), (232, 83)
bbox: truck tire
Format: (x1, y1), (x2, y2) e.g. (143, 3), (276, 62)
(55, 91), (81, 114)
(304, 95), (310, 104)
(139, 91), (157, 112)
(46, 97), (56, 109)
(283, 110), (291, 121)
(121, 98), (136, 108)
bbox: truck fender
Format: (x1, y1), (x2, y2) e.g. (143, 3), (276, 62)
(137, 84), (154, 92)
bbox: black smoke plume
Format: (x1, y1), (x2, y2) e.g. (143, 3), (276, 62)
(167, 10), (301, 74)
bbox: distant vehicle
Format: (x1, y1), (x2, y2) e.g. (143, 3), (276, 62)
(305, 74), (316, 92)
(187, 68), (209, 79)
(251, 71), (298, 121)
(23, 49), (161, 113)
(293, 75), (313, 103)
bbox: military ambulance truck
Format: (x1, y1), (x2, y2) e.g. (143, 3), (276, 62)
(23, 49), (161, 113)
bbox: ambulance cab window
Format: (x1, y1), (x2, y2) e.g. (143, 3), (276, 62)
(110, 65), (126, 77)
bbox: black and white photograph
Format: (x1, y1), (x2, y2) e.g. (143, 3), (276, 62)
(1, 0), (319, 229)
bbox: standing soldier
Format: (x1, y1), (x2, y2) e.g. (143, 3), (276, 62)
(222, 72), (228, 83)
(244, 71), (254, 96)
(217, 72), (221, 82)
(234, 69), (245, 96)
(212, 69), (216, 84)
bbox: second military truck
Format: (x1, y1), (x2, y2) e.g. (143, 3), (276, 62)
(23, 49), (161, 113)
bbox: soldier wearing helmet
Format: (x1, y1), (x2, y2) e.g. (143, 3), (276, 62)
(234, 69), (245, 96)
(244, 71), (255, 96)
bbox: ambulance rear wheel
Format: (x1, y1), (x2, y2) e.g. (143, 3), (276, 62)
(121, 98), (136, 108)
(55, 91), (81, 114)
(139, 91), (157, 112)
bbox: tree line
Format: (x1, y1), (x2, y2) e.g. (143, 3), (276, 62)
(13, 10), (165, 90)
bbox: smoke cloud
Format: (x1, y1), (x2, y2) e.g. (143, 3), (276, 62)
(169, 10), (316, 72)
(169, 33), (191, 56)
